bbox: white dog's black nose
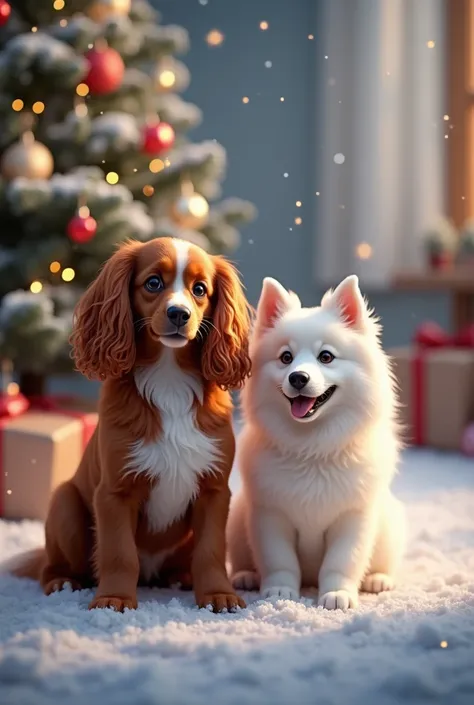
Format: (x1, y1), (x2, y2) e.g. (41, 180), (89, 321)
(289, 371), (310, 391)
(167, 305), (191, 328)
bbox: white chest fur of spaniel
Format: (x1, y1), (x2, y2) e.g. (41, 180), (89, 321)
(128, 349), (222, 533)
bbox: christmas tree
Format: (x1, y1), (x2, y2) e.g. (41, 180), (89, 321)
(0, 0), (256, 395)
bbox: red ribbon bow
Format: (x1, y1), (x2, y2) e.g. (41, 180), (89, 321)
(0, 393), (97, 517)
(414, 322), (474, 349)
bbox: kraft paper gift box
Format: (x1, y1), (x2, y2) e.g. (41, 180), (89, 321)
(390, 344), (474, 451)
(0, 398), (97, 521)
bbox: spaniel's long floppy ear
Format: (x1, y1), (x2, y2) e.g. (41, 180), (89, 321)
(201, 256), (252, 390)
(70, 241), (140, 381)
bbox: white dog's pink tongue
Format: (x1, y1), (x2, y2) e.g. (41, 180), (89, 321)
(291, 396), (316, 418)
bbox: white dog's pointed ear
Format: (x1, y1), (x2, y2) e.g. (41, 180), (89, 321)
(255, 277), (300, 332)
(322, 275), (366, 328)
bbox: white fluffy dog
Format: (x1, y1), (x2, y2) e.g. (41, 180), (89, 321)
(227, 275), (405, 610)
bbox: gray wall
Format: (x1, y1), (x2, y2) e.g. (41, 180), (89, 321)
(156, 0), (451, 347)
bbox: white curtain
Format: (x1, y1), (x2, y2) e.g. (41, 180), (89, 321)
(315, 0), (446, 288)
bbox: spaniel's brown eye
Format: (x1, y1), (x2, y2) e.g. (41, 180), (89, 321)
(280, 351), (293, 365)
(318, 350), (335, 364)
(192, 282), (207, 298)
(144, 275), (163, 293)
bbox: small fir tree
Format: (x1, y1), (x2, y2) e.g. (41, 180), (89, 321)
(0, 0), (256, 395)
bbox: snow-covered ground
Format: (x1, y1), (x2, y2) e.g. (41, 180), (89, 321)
(1, 449), (474, 705)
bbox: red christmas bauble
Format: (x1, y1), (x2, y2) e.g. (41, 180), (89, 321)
(142, 121), (175, 155)
(67, 214), (98, 243)
(84, 46), (124, 95)
(0, 1), (11, 27)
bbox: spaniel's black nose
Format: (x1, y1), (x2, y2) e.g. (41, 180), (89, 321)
(289, 371), (310, 391)
(167, 305), (191, 328)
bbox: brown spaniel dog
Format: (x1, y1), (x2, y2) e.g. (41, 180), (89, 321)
(12, 237), (251, 612)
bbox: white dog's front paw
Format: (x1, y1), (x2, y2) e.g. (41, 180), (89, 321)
(232, 570), (259, 591)
(318, 589), (358, 611)
(261, 586), (300, 601)
(361, 572), (394, 594)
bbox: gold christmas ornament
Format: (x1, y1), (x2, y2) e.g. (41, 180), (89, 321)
(1, 132), (54, 180)
(170, 189), (210, 230)
(86, 0), (131, 22)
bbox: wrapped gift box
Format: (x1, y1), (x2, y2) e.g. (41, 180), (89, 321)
(0, 396), (97, 521)
(390, 341), (474, 451)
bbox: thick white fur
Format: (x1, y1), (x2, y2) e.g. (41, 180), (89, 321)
(127, 349), (222, 534)
(227, 276), (406, 610)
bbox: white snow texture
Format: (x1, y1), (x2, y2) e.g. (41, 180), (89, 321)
(0, 449), (473, 705)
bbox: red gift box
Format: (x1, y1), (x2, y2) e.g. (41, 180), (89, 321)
(390, 323), (474, 450)
(0, 394), (97, 521)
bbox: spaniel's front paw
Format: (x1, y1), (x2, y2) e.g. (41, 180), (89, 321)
(89, 595), (137, 611)
(197, 592), (246, 613)
(318, 589), (358, 611)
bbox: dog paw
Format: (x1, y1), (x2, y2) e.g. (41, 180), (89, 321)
(197, 592), (246, 613)
(261, 586), (300, 601)
(43, 577), (82, 595)
(232, 570), (259, 591)
(318, 589), (358, 611)
(88, 595), (137, 612)
(362, 573), (394, 594)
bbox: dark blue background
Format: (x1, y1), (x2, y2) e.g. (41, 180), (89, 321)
(156, 0), (319, 305)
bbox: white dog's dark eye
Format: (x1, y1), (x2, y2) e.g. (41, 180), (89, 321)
(280, 351), (293, 365)
(318, 350), (334, 364)
(192, 282), (207, 297)
(144, 275), (163, 293)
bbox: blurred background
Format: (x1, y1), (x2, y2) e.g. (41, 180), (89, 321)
(160, 0), (473, 347)
(0, 0), (473, 483)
